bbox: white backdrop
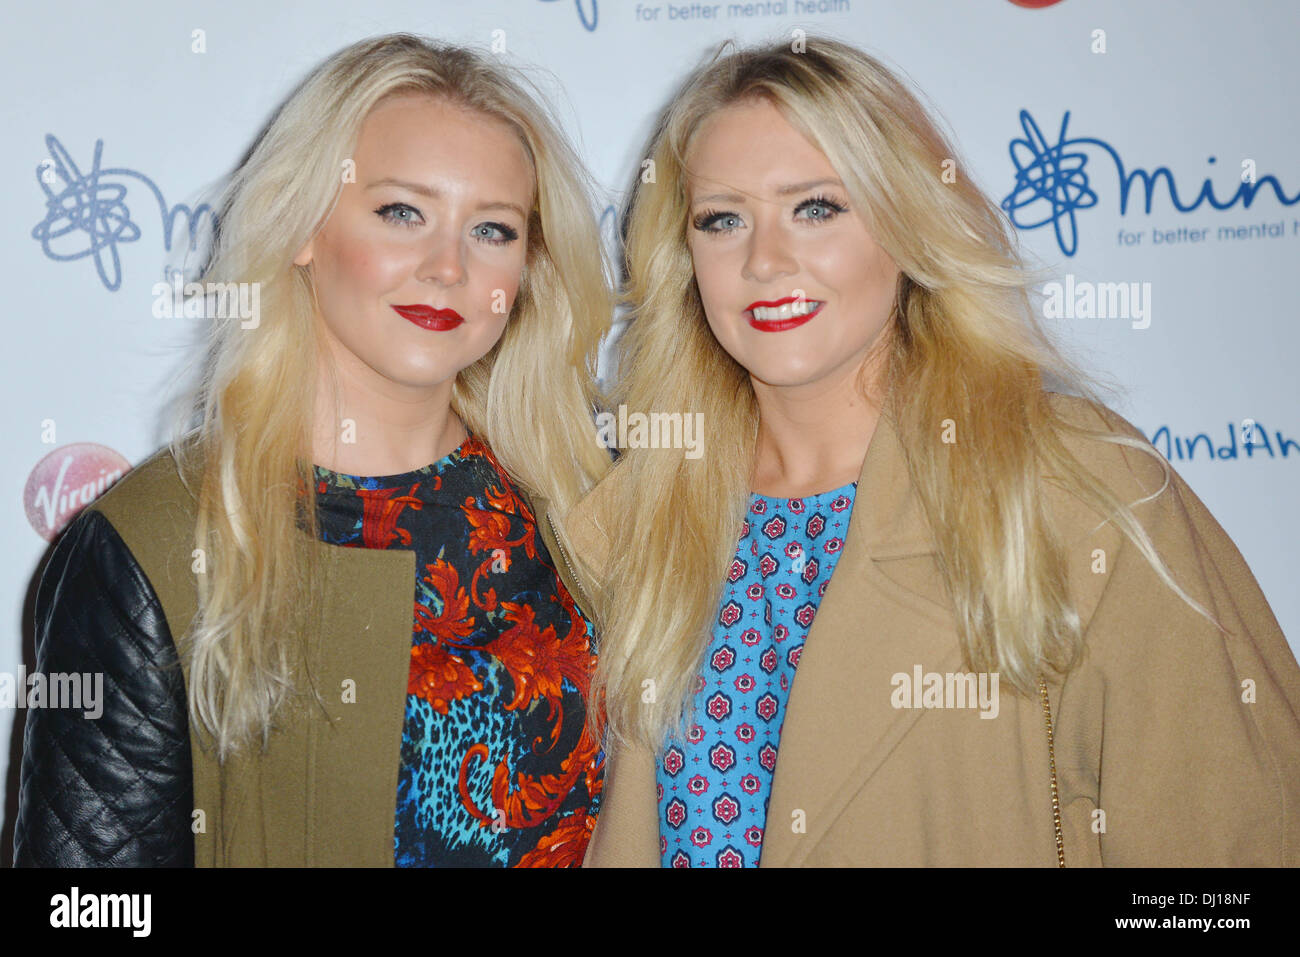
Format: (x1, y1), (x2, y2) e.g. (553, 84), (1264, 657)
(4, 0), (1297, 860)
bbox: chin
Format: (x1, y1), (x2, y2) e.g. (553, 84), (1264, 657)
(743, 360), (832, 390)
(384, 344), (496, 387)
(375, 363), (463, 391)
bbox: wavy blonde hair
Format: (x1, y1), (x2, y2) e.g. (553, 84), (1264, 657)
(168, 34), (612, 760)
(591, 35), (1226, 751)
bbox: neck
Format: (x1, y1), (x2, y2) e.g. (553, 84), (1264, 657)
(310, 338), (467, 477)
(749, 339), (888, 498)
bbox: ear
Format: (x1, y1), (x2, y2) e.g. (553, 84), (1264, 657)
(293, 237), (314, 267)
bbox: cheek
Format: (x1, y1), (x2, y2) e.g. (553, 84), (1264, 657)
(689, 245), (735, 310)
(812, 239), (895, 299)
(691, 261), (747, 351)
(321, 229), (417, 297)
(473, 253), (526, 312)
(806, 237), (856, 284)
(495, 267), (523, 303)
(697, 284), (739, 350)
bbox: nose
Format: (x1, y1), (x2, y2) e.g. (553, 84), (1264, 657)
(741, 218), (798, 284)
(415, 227), (467, 288)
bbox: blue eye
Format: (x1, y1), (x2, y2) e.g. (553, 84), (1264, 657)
(472, 222), (520, 246)
(375, 203), (422, 228)
(693, 209), (743, 234)
(794, 194), (849, 223)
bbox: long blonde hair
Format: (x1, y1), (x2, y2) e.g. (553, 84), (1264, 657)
(169, 34), (612, 760)
(592, 35), (1225, 751)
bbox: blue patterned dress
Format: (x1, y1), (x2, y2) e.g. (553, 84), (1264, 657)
(313, 433), (603, 867)
(656, 481), (858, 867)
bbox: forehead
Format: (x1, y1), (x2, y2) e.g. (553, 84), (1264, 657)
(685, 99), (838, 201)
(355, 93), (534, 198)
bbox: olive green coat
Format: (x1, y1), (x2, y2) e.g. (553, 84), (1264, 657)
(89, 446), (594, 866)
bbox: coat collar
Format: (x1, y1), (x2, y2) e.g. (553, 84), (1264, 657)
(848, 403), (937, 559)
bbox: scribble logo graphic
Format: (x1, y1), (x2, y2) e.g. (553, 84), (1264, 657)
(32, 134), (217, 291)
(25, 443), (131, 541)
(537, 0), (597, 31)
(1002, 110), (1300, 256)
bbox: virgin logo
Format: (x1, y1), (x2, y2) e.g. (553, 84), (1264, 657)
(25, 443), (132, 540)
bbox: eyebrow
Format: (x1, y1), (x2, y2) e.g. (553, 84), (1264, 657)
(365, 177), (528, 218)
(691, 178), (846, 205)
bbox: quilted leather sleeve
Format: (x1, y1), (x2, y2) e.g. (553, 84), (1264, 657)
(14, 507), (194, 866)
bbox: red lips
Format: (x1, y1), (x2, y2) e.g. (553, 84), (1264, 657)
(391, 304), (464, 331)
(745, 295), (824, 333)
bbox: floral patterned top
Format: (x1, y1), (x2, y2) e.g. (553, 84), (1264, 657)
(312, 432), (603, 867)
(656, 481), (858, 867)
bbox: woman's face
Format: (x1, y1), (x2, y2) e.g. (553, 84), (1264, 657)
(294, 93), (534, 391)
(684, 98), (900, 391)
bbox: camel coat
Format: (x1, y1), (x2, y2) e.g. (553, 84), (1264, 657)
(553, 393), (1300, 866)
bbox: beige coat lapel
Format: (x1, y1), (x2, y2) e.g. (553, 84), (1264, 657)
(758, 407), (962, 865)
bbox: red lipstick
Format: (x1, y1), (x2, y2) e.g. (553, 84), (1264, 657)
(745, 295), (824, 333)
(391, 304), (464, 331)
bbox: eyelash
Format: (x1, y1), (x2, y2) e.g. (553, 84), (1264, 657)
(373, 203), (519, 245)
(692, 194), (849, 234)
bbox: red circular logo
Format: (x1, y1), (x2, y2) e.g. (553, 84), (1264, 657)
(25, 443), (132, 540)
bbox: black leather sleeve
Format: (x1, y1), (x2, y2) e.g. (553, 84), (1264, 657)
(13, 508), (195, 866)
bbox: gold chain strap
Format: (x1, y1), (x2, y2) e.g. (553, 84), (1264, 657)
(1037, 675), (1066, 867)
